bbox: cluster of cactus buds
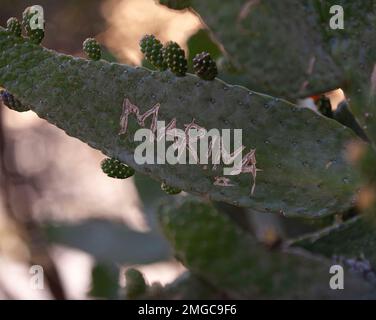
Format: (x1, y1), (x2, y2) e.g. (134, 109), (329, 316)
(139, 34), (217, 80)
(4, 7), (44, 44)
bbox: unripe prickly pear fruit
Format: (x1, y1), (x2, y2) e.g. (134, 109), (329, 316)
(161, 182), (182, 195)
(101, 158), (135, 179)
(83, 38), (102, 61)
(140, 34), (167, 71)
(22, 7), (45, 44)
(6, 17), (22, 37)
(193, 52), (218, 81)
(0, 90), (29, 112)
(163, 41), (187, 76)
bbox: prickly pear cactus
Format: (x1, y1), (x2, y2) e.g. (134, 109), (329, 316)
(0, 24), (363, 218)
(187, 0), (376, 144)
(1, 2), (376, 300)
(290, 217), (376, 270)
(158, 199), (374, 299)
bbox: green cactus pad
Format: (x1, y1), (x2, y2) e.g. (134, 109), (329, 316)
(163, 41), (188, 76)
(83, 38), (102, 61)
(290, 216), (376, 269)
(140, 34), (167, 71)
(0, 26), (363, 218)
(193, 52), (218, 81)
(189, 1), (375, 99)
(101, 158), (135, 179)
(6, 17), (22, 37)
(312, 1), (376, 144)
(158, 199), (374, 299)
(190, 1), (376, 144)
(189, 0), (343, 99)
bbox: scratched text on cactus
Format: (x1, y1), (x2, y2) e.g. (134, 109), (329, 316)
(119, 98), (260, 194)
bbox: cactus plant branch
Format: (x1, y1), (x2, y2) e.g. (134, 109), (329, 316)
(158, 199), (375, 299)
(288, 216), (376, 269)
(0, 26), (363, 218)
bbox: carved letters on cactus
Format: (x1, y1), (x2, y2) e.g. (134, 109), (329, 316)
(119, 97), (259, 194)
